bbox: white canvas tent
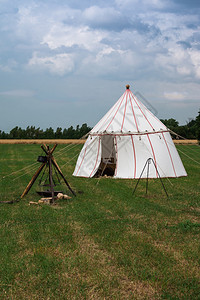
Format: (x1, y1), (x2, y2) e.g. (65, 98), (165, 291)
(73, 85), (187, 179)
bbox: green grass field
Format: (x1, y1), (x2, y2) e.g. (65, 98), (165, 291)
(0, 143), (199, 299)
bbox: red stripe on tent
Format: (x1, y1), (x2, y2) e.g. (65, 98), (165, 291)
(114, 136), (118, 176)
(139, 100), (166, 129)
(89, 137), (101, 177)
(129, 91), (139, 132)
(75, 144), (88, 176)
(130, 90), (154, 131)
(121, 91), (128, 131)
(131, 135), (136, 178)
(105, 92), (126, 131)
(92, 96), (123, 132)
(147, 134), (158, 177)
(162, 132), (177, 177)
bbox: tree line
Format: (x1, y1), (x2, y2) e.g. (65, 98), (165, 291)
(0, 110), (199, 140)
(0, 123), (92, 139)
(160, 110), (200, 141)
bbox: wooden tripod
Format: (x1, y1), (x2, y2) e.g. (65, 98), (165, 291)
(21, 144), (76, 203)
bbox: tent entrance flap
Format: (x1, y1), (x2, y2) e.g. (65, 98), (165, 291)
(95, 135), (116, 177)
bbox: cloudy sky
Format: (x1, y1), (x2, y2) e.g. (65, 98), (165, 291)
(0, 0), (200, 132)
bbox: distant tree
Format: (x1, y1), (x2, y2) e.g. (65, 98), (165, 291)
(55, 127), (62, 139)
(42, 127), (54, 139)
(10, 126), (20, 139)
(160, 118), (179, 130)
(25, 126), (37, 139)
(62, 123), (91, 139)
(34, 127), (44, 139)
(2, 116), (199, 141)
(75, 125), (80, 139)
(160, 111), (200, 140)
(64, 126), (76, 139)
(79, 123), (92, 138)
(62, 128), (68, 139)
(186, 119), (196, 128)
(195, 110), (200, 143)
(1, 131), (8, 139)
(2, 131), (8, 139)
(1, 123), (91, 139)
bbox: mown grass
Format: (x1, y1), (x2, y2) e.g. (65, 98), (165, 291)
(0, 143), (199, 299)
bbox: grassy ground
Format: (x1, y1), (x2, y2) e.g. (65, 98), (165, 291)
(0, 143), (199, 299)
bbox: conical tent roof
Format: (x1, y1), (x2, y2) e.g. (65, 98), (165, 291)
(91, 85), (166, 134)
(73, 85), (187, 179)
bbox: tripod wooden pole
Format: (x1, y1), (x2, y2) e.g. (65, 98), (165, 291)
(21, 144), (76, 200)
(47, 145), (55, 204)
(52, 157), (76, 196)
(21, 162), (46, 198)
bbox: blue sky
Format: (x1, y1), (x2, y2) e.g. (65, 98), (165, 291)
(0, 0), (200, 132)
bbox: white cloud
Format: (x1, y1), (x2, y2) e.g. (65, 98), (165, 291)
(0, 89), (35, 97)
(84, 6), (119, 21)
(96, 46), (116, 60)
(0, 59), (18, 72)
(155, 45), (200, 79)
(0, 0), (200, 129)
(115, 0), (169, 10)
(1, 1), (199, 82)
(0, 64), (12, 72)
(188, 49), (200, 78)
(42, 24), (106, 52)
(176, 66), (191, 76)
(28, 52), (74, 75)
(16, 5), (41, 42)
(83, 5), (125, 29)
(164, 91), (187, 100)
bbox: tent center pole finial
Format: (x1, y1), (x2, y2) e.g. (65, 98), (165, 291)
(126, 84), (130, 89)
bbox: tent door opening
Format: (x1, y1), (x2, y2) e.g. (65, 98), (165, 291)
(95, 135), (116, 177)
